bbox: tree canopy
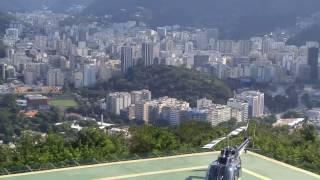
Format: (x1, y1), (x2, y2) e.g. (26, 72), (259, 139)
(0, 119), (319, 175)
(99, 65), (232, 106)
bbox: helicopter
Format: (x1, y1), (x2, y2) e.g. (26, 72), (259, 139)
(202, 124), (254, 180)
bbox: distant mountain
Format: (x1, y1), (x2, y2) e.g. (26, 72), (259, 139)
(0, 12), (12, 34)
(0, 0), (92, 13)
(287, 25), (320, 46)
(83, 0), (320, 39)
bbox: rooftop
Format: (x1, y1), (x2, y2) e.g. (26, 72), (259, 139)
(1, 152), (319, 180)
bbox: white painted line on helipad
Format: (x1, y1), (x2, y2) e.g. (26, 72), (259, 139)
(243, 168), (272, 180)
(95, 166), (271, 180)
(0, 152), (219, 178)
(248, 151), (320, 179)
(95, 166), (208, 180)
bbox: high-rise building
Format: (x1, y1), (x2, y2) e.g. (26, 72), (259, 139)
(121, 104), (136, 120)
(120, 45), (134, 73)
(24, 69), (36, 85)
(34, 35), (48, 50)
(308, 47), (319, 81)
(239, 40), (252, 56)
(6, 65), (16, 79)
(135, 97), (189, 125)
(4, 28), (19, 45)
(207, 105), (231, 126)
(262, 37), (274, 55)
(131, 90), (152, 104)
(157, 27), (167, 39)
(73, 71), (84, 88)
(135, 101), (150, 123)
(197, 98), (213, 109)
(218, 40), (233, 54)
(184, 41), (194, 54)
(0, 64), (7, 82)
(236, 91), (264, 118)
(83, 64), (97, 87)
(194, 55), (210, 67)
(227, 98), (249, 122)
(107, 92), (132, 115)
(195, 30), (208, 50)
(142, 42), (154, 67)
(47, 69), (64, 87)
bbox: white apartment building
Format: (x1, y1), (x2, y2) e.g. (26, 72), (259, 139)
(107, 92), (132, 115)
(131, 89), (152, 104)
(83, 64), (97, 87)
(227, 98), (249, 122)
(236, 91), (264, 118)
(207, 105), (231, 126)
(47, 69), (64, 87)
(134, 96), (189, 125)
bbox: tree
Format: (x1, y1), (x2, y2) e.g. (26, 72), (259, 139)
(129, 125), (179, 153)
(281, 111), (303, 119)
(76, 128), (117, 159)
(99, 65), (232, 106)
(15, 133), (42, 164)
(175, 121), (224, 147)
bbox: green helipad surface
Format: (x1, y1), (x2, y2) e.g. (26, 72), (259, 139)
(1, 152), (319, 180)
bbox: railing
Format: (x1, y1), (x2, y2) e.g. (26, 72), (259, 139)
(0, 147), (211, 176)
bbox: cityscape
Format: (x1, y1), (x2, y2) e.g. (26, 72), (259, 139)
(0, 1), (320, 180)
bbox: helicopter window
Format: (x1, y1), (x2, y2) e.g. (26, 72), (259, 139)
(218, 157), (227, 164)
(207, 165), (226, 180)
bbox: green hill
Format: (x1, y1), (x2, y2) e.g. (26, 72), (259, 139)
(101, 65), (232, 106)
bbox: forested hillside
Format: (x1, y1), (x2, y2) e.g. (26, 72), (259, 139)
(99, 65), (232, 106)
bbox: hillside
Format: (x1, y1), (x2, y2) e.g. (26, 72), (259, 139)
(83, 0), (320, 39)
(0, 0), (92, 13)
(287, 25), (320, 46)
(100, 65), (232, 106)
(0, 12), (11, 34)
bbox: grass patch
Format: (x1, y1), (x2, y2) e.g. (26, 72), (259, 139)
(49, 99), (78, 108)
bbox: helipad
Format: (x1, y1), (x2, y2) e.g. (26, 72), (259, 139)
(1, 152), (319, 180)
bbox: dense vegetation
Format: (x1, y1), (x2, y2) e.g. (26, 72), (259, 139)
(252, 122), (320, 173)
(0, 95), (318, 174)
(0, 118), (319, 175)
(83, 0), (320, 38)
(0, 95), (65, 143)
(265, 87), (298, 113)
(99, 65), (232, 106)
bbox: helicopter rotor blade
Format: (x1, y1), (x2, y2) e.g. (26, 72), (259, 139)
(227, 126), (247, 137)
(202, 125), (249, 149)
(202, 137), (226, 149)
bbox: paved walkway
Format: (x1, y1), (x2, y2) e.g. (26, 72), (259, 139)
(1, 152), (319, 180)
